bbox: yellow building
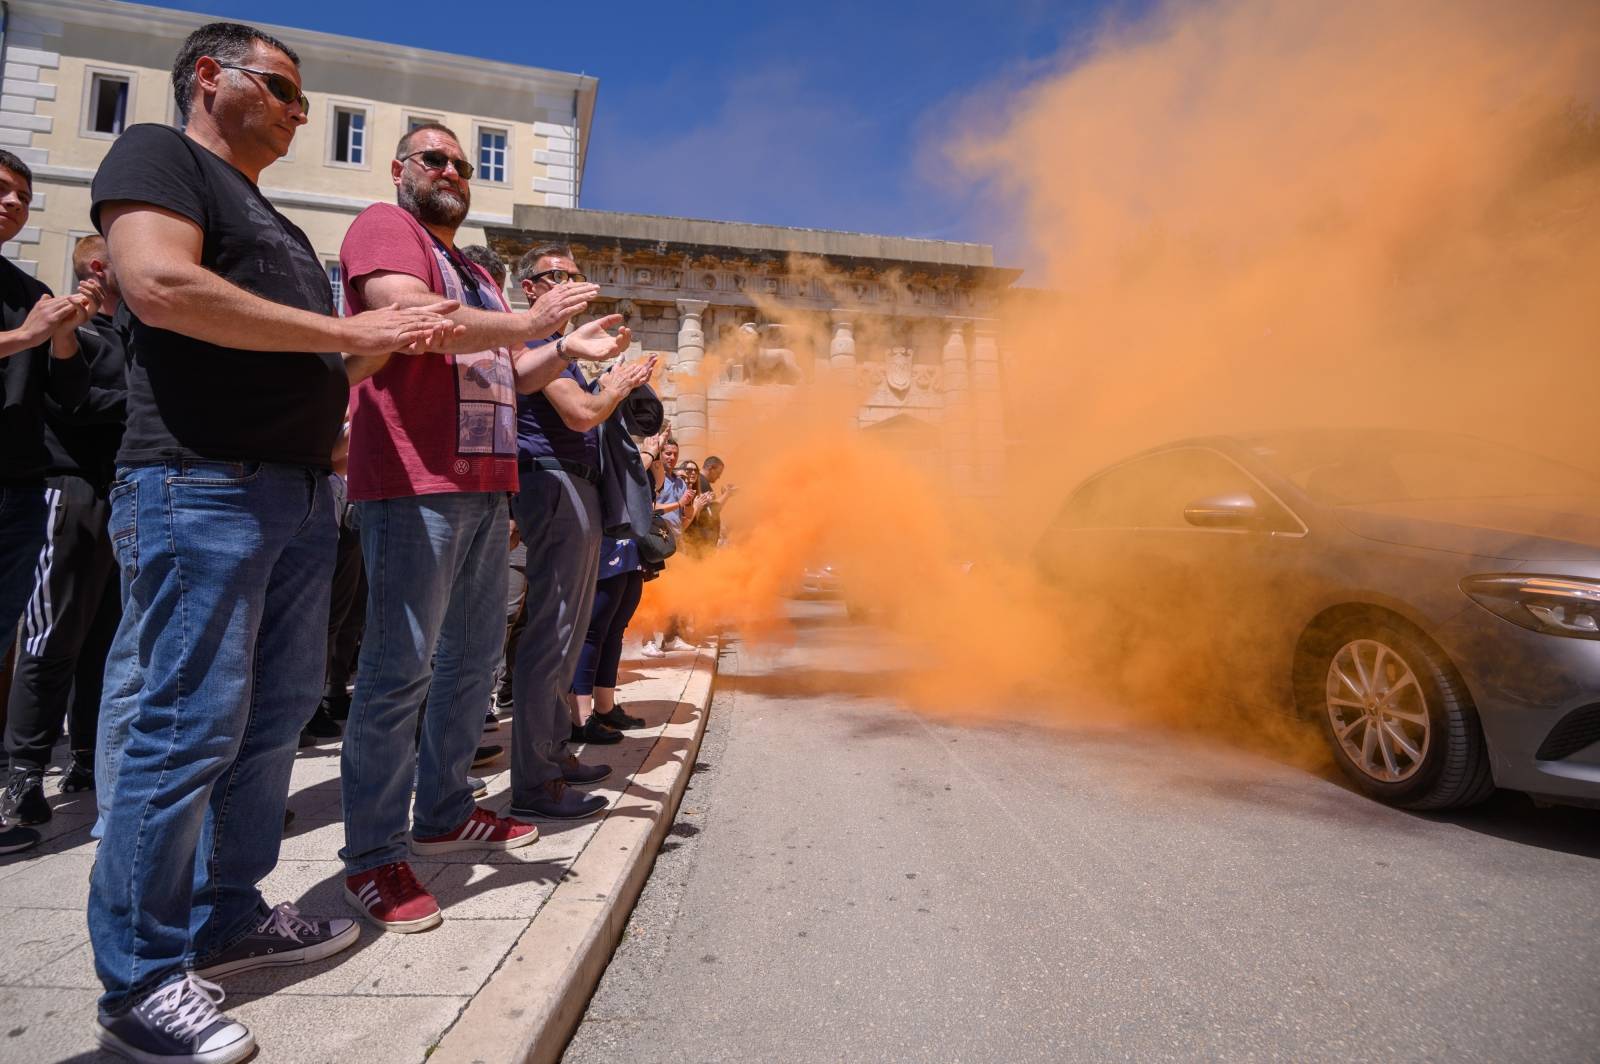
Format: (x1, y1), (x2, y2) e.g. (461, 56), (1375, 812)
(0, 0), (597, 300)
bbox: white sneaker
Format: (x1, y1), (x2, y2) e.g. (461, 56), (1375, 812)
(663, 637), (696, 652)
(640, 641), (666, 659)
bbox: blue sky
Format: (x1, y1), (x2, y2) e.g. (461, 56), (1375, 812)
(153, 0), (1123, 268)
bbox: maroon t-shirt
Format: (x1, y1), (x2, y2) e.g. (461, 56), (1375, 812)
(341, 202), (518, 500)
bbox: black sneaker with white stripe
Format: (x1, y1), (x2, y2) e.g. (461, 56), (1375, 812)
(95, 973), (254, 1064)
(193, 902), (359, 980)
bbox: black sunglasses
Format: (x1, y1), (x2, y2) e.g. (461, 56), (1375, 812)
(529, 267), (587, 285)
(215, 62), (308, 113)
(398, 149), (474, 181)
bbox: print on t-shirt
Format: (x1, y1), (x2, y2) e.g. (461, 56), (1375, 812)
(454, 351), (516, 455)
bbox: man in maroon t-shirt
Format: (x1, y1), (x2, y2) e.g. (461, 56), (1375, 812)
(337, 123), (631, 934)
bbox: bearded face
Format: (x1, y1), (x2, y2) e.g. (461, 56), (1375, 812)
(399, 166), (469, 229)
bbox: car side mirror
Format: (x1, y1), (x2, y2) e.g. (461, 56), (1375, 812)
(1183, 492), (1264, 530)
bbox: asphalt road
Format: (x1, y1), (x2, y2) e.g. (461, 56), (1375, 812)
(564, 601), (1600, 1064)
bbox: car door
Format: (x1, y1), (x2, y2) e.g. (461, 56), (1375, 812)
(1036, 447), (1306, 704)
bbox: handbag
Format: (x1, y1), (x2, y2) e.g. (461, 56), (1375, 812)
(636, 514), (678, 564)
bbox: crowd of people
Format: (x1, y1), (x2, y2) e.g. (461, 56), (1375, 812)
(0, 21), (725, 1064)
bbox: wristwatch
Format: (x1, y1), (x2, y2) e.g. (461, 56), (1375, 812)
(555, 335), (577, 362)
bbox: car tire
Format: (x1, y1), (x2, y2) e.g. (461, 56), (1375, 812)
(1311, 620), (1495, 810)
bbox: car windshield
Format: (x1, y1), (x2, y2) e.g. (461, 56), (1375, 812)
(1244, 431), (1600, 506)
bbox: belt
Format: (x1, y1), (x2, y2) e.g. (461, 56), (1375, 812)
(519, 456), (601, 486)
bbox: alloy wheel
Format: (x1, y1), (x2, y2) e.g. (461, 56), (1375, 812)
(1325, 638), (1432, 783)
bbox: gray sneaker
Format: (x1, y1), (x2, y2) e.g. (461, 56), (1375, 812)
(467, 775), (488, 799)
(95, 973), (254, 1064)
(193, 902), (359, 980)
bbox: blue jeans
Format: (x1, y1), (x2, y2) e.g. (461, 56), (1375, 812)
(510, 471), (601, 800)
(86, 461), (335, 1014)
(0, 481), (47, 653)
(339, 492), (507, 875)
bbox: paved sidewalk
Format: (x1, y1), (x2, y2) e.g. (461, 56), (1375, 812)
(0, 640), (716, 1064)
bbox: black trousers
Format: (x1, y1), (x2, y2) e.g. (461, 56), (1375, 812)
(5, 474), (120, 771)
(324, 506), (366, 701)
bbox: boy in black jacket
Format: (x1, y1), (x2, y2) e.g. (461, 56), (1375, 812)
(0, 150), (100, 855)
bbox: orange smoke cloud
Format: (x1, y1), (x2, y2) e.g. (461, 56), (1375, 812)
(635, 0), (1600, 737)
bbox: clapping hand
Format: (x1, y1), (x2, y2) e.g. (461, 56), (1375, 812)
(600, 353), (658, 398)
(527, 281), (599, 337)
(561, 314), (633, 362)
(341, 301), (465, 356)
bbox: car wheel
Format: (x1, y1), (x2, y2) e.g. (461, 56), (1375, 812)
(1314, 621), (1495, 809)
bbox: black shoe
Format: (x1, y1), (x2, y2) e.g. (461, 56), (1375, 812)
(283, 809), (296, 833)
(301, 703), (342, 744)
(561, 756), (611, 785)
(60, 754), (95, 794)
(194, 902), (360, 980)
(0, 818), (40, 855)
(96, 974), (254, 1064)
(595, 705), (647, 730)
(482, 707), (500, 732)
(471, 744), (504, 768)
(509, 780), (608, 821)
(3, 768), (50, 826)
(570, 717), (623, 745)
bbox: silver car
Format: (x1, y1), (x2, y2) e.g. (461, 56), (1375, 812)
(1036, 429), (1600, 810)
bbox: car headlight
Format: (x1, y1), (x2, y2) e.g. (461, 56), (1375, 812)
(1461, 574), (1600, 640)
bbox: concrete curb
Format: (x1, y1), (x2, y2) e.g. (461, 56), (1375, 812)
(429, 643), (718, 1064)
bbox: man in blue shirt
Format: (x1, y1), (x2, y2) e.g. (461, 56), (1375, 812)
(507, 243), (656, 820)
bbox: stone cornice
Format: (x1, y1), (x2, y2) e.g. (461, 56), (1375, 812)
(31, 164), (511, 227)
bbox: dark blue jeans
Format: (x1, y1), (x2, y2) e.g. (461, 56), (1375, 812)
(339, 491), (507, 875)
(86, 461), (335, 1014)
(0, 481), (47, 654)
(571, 570), (644, 695)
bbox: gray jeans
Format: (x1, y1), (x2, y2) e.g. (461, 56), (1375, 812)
(510, 469), (600, 798)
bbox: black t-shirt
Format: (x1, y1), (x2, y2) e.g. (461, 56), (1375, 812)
(90, 124), (347, 468)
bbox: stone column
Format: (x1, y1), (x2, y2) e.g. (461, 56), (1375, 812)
(970, 318), (1004, 488)
(828, 310), (857, 372)
(672, 299), (709, 452)
(942, 318), (973, 480)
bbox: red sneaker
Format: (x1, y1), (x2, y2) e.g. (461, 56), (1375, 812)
(344, 861), (441, 933)
(410, 806), (539, 856)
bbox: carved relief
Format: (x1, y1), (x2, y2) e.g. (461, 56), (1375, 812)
(634, 267), (654, 285)
(885, 346), (914, 397)
(731, 322), (803, 385)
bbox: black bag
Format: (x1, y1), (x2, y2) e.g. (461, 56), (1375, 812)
(636, 515), (678, 564)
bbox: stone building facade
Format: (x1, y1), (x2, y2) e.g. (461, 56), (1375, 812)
(488, 205), (1021, 482)
(0, 0), (594, 298)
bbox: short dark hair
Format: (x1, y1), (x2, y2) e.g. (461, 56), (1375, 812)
(396, 122), (460, 160)
(0, 149), (32, 189)
(703, 456), (724, 470)
(460, 245), (507, 288)
(514, 242), (576, 283)
(172, 22), (300, 120)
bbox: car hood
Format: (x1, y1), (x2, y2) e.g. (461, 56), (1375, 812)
(1333, 496), (1600, 564)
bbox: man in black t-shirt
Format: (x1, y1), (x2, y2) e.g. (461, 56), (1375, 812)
(83, 22), (459, 1064)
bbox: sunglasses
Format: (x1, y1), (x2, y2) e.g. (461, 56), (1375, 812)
(398, 149), (474, 181)
(215, 62), (308, 113)
(529, 268), (587, 285)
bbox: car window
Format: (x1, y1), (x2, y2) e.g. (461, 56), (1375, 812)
(1250, 432), (1600, 506)
(1054, 448), (1297, 532)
